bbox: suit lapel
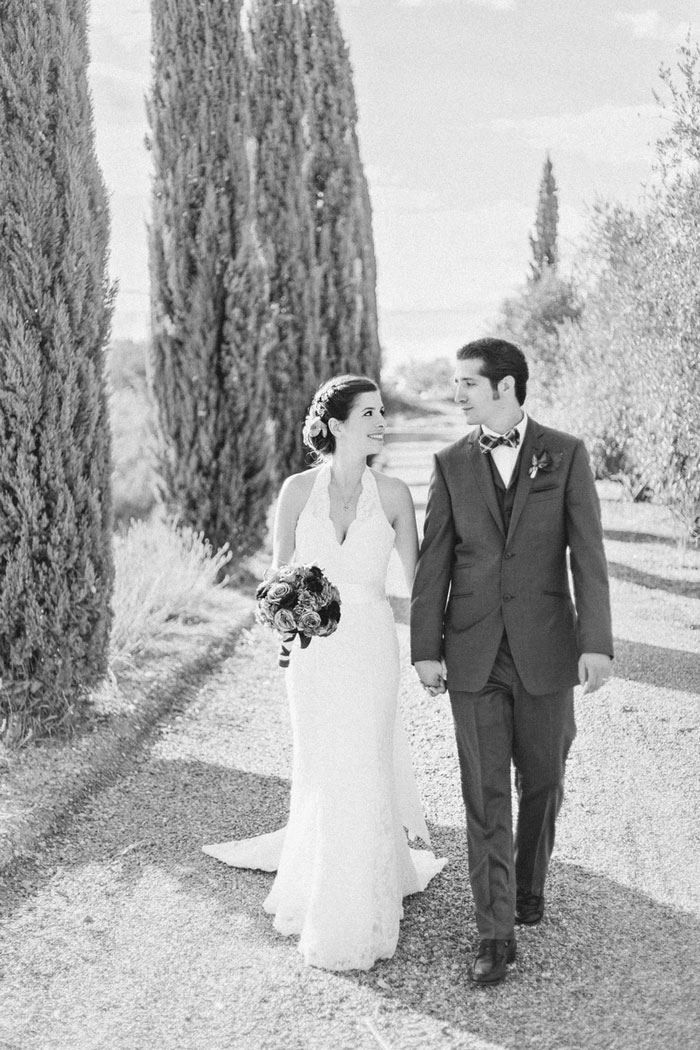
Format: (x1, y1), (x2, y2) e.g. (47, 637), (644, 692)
(506, 417), (545, 542)
(465, 429), (505, 537)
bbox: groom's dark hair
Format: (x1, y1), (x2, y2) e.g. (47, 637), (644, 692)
(457, 337), (529, 405)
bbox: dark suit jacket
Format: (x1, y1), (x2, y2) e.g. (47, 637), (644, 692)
(410, 418), (613, 695)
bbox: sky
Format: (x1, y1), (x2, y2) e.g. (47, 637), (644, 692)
(88, 0), (696, 364)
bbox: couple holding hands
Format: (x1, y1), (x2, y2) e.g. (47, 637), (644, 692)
(204, 336), (613, 985)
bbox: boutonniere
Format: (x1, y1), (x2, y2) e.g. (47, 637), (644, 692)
(529, 449), (563, 479)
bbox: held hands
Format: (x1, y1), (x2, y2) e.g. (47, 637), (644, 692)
(415, 659), (447, 698)
(578, 653), (613, 694)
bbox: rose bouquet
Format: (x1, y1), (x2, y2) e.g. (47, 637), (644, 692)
(256, 564), (341, 668)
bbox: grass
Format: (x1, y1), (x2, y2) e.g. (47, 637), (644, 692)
(0, 516), (256, 869)
(0, 584), (255, 873)
(111, 517), (233, 668)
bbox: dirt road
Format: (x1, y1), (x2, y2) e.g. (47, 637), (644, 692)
(1, 423), (699, 1050)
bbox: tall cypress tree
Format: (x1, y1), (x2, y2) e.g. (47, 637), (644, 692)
(149, 0), (272, 552)
(247, 0), (321, 480)
(246, 0), (381, 478)
(303, 0), (381, 380)
(529, 153), (559, 281)
(0, 0), (115, 741)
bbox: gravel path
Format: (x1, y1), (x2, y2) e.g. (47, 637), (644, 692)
(1, 428), (699, 1050)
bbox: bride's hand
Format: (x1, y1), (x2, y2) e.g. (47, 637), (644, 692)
(414, 660), (447, 697)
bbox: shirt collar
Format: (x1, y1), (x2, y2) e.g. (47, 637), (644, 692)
(481, 411), (528, 441)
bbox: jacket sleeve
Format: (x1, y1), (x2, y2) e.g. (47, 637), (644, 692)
(565, 440), (614, 657)
(410, 453), (456, 664)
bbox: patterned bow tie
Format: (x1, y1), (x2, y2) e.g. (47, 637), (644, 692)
(478, 427), (520, 454)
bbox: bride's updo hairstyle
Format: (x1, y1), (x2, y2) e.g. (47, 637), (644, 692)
(303, 374), (379, 461)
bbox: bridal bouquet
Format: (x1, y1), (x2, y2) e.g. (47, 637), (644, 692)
(256, 564), (342, 668)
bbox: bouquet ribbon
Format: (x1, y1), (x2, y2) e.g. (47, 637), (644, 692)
(278, 630), (311, 668)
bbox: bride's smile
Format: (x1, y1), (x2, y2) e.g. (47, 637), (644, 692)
(329, 391), (387, 458)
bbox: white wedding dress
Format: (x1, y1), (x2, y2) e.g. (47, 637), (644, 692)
(203, 464), (446, 970)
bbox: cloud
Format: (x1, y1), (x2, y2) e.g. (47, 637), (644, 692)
(614, 9), (692, 43)
(488, 103), (665, 166)
(398, 0), (515, 10)
(365, 168), (535, 312)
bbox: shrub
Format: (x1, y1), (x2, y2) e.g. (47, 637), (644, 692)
(0, 0), (114, 745)
(110, 518), (232, 667)
(107, 340), (157, 526)
(148, 0), (273, 555)
(383, 357), (455, 403)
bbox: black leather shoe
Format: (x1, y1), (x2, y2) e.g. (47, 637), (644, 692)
(468, 937), (517, 985)
(516, 890), (544, 926)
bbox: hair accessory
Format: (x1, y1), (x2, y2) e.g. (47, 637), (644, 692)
(303, 414), (328, 442)
(317, 384), (340, 405)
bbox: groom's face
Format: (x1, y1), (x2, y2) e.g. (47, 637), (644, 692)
(453, 358), (501, 427)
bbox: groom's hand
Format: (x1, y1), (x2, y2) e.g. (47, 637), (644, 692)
(578, 653), (612, 694)
(415, 660), (447, 697)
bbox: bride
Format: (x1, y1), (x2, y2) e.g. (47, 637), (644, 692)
(203, 374), (445, 970)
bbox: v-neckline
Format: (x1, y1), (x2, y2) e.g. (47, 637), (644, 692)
(325, 465), (368, 548)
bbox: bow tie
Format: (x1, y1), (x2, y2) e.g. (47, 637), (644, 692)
(478, 427), (521, 454)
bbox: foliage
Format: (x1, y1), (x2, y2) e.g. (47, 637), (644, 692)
(629, 172), (700, 541)
(0, 0), (115, 745)
(107, 339), (148, 389)
(247, 0), (322, 480)
(648, 39), (700, 528)
(495, 154), (581, 377)
(302, 0), (381, 381)
(110, 517), (232, 668)
(107, 340), (157, 526)
(148, 0), (273, 556)
(248, 0), (381, 478)
(149, 0), (381, 512)
(654, 37), (700, 168)
(497, 268), (582, 379)
(538, 201), (650, 485)
(538, 39), (700, 542)
(529, 153), (559, 280)
(383, 357), (455, 403)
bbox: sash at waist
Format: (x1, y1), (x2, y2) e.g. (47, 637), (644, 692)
(339, 583), (387, 606)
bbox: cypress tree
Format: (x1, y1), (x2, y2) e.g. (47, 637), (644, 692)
(529, 153), (559, 281)
(247, 0), (381, 478)
(0, 0), (115, 742)
(247, 0), (321, 480)
(149, 0), (273, 553)
(303, 0), (381, 380)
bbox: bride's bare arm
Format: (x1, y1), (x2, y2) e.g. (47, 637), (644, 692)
(272, 476), (299, 568)
(271, 471), (314, 568)
(389, 478), (419, 593)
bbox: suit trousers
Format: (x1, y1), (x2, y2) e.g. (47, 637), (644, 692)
(449, 633), (576, 939)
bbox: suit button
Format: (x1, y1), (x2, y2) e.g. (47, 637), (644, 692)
(504, 552), (515, 559)
(503, 594), (514, 602)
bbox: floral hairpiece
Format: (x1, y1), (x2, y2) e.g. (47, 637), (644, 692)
(318, 382), (341, 403)
(303, 412), (328, 443)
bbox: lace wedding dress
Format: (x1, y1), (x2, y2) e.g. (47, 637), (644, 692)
(203, 464), (446, 970)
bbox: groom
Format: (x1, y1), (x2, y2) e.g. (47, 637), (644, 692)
(411, 337), (613, 986)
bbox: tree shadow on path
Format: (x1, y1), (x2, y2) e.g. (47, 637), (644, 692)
(361, 824), (700, 1050)
(604, 527), (679, 548)
(612, 636), (700, 693)
(4, 760), (699, 1050)
(607, 560), (700, 600)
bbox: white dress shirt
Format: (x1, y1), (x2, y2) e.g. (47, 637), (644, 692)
(481, 412), (529, 488)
